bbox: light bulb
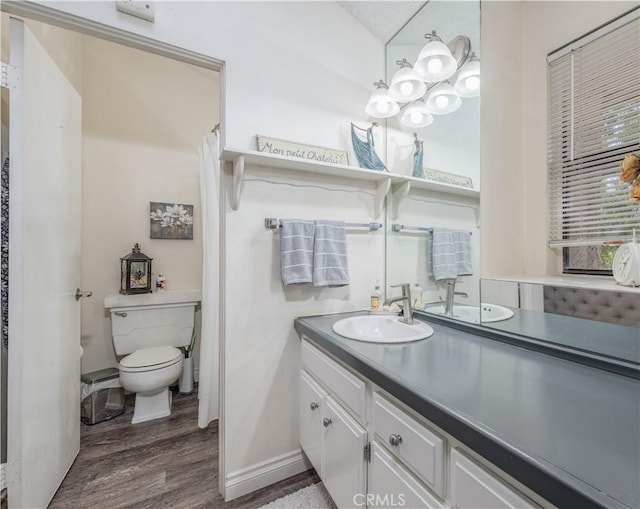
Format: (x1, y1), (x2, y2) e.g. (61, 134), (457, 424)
(435, 95), (449, 108)
(465, 76), (480, 91)
(400, 81), (414, 96)
(376, 101), (390, 115)
(410, 111), (423, 124)
(427, 58), (443, 74)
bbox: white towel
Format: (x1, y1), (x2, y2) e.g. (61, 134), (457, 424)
(313, 220), (349, 287)
(280, 219), (315, 285)
(432, 228), (473, 281)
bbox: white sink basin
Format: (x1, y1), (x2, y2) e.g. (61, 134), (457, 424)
(332, 315), (434, 343)
(424, 303), (514, 323)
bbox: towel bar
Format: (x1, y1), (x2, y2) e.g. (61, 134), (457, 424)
(392, 223), (472, 235)
(265, 218), (382, 231)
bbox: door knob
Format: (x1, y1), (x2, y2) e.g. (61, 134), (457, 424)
(323, 418), (332, 428)
(389, 434), (403, 447)
(75, 288), (93, 301)
(310, 402), (319, 411)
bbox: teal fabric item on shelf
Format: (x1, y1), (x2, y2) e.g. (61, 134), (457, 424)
(351, 123), (385, 171)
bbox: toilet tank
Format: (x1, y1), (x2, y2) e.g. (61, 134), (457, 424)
(110, 302), (196, 356)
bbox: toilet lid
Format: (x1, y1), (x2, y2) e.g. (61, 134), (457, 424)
(120, 346), (182, 370)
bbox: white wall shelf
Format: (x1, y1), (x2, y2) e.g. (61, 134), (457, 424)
(219, 148), (478, 216)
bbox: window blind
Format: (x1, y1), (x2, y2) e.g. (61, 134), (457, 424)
(547, 9), (640, 248)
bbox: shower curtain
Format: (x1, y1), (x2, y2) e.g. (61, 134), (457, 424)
(197, 131), (220, 428)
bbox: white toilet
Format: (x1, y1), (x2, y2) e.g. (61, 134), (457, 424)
(108, 298), (197, 424)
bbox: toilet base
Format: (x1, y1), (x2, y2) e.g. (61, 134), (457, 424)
(131, 387), (173, 424)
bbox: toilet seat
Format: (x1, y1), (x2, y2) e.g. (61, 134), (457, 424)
(120, 346), (183, 373)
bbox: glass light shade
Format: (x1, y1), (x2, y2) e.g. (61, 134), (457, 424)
(414, 40), (457, 82)
(389, 66), (427, 102)
(365, 87), (400, 118)
(425, 82), (462, 115)
(454, 58), (480, 97)
(400, 100), (434, 128)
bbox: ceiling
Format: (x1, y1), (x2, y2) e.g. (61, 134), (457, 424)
(338, 1), (427, 44)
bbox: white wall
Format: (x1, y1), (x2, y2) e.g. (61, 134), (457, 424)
(37, 1), (380, 154)
(80, 35), (219, 374)
(481, 0), (637, 279)
(224, 168), (384, 495)
(479, 1), (524, 278)
(33, 0), (384, 498)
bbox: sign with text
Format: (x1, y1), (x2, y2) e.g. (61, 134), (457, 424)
(423, 168), (473, 189)
(257, 135), (349, 166)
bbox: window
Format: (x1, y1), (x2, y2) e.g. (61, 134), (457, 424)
(547, 9), (640, 274)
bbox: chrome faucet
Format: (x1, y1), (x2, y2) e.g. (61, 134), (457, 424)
(444, 279), (468, 316)
(383, 283), (415, 324)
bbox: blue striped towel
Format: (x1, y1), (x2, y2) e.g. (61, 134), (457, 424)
(280, 219), (315, 285)
(432, 228), (473, 281)
(313, 220), (349, 287)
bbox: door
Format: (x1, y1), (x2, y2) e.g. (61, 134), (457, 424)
(7, 17), (82, 508)
(323, 395), (367, 509)
(299, 370), (325, 476)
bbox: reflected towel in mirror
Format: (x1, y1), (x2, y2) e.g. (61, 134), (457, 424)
(432, 228), (473, 281)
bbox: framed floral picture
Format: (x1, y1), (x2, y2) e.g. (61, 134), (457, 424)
(150, 202), (194, 240)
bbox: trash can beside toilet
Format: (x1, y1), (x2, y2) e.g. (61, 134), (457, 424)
(80, 368), (125, 425)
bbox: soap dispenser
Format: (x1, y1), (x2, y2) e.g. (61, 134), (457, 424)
(370, 281), (381, 311)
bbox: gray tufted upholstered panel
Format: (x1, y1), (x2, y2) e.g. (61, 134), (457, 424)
(543, 286), (640, 328)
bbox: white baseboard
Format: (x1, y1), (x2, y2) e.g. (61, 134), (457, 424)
(224, 448), (311, 501)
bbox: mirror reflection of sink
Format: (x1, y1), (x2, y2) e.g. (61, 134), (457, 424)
(332, 315), (434, 343)
(423, 303), (514, 323)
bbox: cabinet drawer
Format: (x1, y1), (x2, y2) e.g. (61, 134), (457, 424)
(369, 441), (446, 509)
(301, 340), (366, 423)
(450, 448), (537, 509)
(372, 392), (445, 497)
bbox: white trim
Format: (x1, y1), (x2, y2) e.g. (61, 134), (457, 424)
(548, 7), (639, 61)
(224, 449), (312, 502)
(485, 275), (640, 294)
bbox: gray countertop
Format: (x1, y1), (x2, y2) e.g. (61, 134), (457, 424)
(295, 311), (640, 509)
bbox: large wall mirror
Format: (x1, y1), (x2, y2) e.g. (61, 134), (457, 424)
(480, 279), (640, 366)
(384, 1), (481, 319)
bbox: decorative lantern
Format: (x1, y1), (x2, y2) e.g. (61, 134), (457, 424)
(120, 243), (153, 295)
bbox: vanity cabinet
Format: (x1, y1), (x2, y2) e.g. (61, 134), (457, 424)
(300, 338), (541, 509)
(449, 448), (537, 509)
(300, 342), (367, 508)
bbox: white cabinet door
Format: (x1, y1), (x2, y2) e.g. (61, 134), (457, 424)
(7, 17), (82, 509)
(300, 370), (326, 476)
(450, 448), (536, 509)
(323, 395), (367, 509)
(369, 441), (446, 509)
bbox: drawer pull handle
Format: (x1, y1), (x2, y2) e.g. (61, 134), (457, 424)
(310, 402), (319, 411)
(114, 311), (128, 317)
(323, 418), (332, 428)
(389, 434), (403, 447)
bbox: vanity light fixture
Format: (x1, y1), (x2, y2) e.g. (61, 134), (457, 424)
(365, 33), (479, 125)
(454, 52), (481, 97)
(388, 59), (427, 102)
(365, 80), (400, 118)
(425, 81), (462, 115)
(400, 98), (434, 128)
(414, 31), (458, 82)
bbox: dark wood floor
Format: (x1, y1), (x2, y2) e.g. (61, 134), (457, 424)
(49, 387), (320, 509)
